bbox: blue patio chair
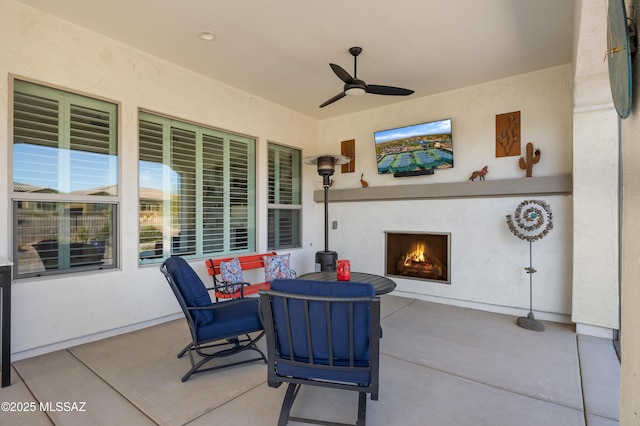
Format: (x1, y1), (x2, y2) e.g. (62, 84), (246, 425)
(259, 279), (381, 426)
(160, 256), (266, 382)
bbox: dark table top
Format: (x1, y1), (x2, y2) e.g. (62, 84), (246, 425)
(297, 271), (397, 295)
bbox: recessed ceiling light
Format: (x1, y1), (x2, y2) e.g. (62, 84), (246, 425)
(197, 30), (217, 41)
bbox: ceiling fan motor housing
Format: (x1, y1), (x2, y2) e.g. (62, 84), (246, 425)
(345, 79), (366, 96)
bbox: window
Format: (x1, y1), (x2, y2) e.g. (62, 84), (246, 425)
(138, 112), (256, 262)
(267, 143), (301, 250)
(12, 80), (118, 277)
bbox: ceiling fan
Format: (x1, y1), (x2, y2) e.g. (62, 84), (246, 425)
(319, 47), (415, 108)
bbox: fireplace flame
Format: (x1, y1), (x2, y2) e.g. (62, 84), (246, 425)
(391, 233), (448, 282)
(404, 243), (426, 266)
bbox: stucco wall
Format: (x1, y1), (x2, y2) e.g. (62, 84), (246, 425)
(571, 0), (620, 335)
(620, 0), (640, 422)
(317, 66), (575, 321)
(572, 108), (619, 331)
(621, 83), (640, 426)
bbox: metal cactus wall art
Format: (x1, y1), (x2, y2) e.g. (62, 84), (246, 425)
(518, 142), (540, 178)
(496, 111), (521, 157)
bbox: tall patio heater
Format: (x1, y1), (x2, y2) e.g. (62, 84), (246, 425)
(303, 154), (350, 271)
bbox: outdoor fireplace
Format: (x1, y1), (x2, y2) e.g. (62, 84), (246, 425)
(385, 231), (450, 284)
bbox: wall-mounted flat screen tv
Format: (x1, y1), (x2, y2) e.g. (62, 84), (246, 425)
(374, 118), (453, 177)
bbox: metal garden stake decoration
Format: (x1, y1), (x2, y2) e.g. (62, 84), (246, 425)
(506, 199), (553, 331)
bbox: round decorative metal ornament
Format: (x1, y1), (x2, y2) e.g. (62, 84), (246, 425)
(506, 199), (553, 242)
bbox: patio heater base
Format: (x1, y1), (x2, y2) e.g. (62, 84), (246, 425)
(315, 251), (337, 272)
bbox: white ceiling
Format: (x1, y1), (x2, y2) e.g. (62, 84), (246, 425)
(16, 0), (576, 120)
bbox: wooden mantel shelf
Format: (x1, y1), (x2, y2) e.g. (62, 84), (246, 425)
(313, 174), (572, 203)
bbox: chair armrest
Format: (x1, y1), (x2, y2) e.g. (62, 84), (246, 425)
(214, 281), (252, 297)
(184, 305), (216, 329)
(186, 305), (217, 313)
(237, 281), (252, 298)
(212, 280), (234, 291)
(185, 299), (245, 313)
(212, 280), (249, 289)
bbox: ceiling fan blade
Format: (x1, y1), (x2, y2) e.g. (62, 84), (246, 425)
(319, 92), (346, 108)
(366, 85), (414, 96)
(330, 63), (354, 83)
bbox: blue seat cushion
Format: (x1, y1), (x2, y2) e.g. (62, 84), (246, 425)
(195, 298), (262, 342)
(269, 279), (375, 385)
(164, 256), (214, 326)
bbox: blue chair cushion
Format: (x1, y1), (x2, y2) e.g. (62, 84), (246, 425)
(164, 256), (214, 326)
(269, 279), (375, 385)
(195, 298), (262, 342)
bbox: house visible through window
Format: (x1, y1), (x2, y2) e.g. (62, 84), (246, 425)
(138, 112), (256, 262)
(12, 79), (118, 277)
(268, 143), (301, 250)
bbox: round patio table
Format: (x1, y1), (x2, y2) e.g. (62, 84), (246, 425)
(297, 271), (396, 295)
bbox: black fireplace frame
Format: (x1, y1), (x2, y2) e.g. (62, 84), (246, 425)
(384, 231), (451, 284)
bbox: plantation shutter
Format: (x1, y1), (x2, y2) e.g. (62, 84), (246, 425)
(171, 127), (197, 255)
(229, 136), (251, 250)
(138, 119), (168, 257)
(13, 82), (118, 195)
(267, 144), (301, 250)
(13, 90), (60, 192)
(138, 112), (255, 261)
(69, 103), (117, 194)
(202, 133), (225, 253)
